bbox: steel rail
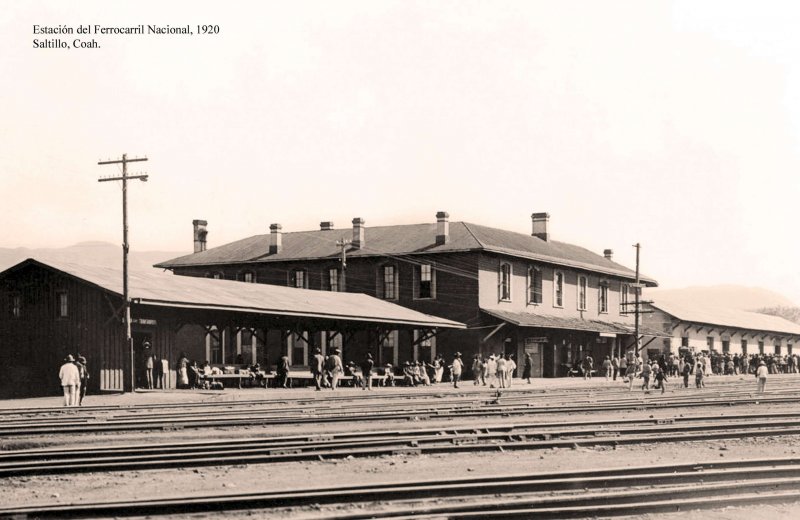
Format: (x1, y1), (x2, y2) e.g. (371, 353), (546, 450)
(4, 418), (800, 477)
(2, 459), (800, 518)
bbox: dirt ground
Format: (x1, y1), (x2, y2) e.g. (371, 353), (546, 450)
(3, 375), (800, 518)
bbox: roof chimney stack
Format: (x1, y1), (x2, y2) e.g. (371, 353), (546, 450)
(269, 223), (282, 254)
(531, 212), (550, 241)
(436, 211), (450, 245)
(192, 219), (208, 253)
(320, 221), (334, 231)
(603, 249), (613, 260)
(352, 218), (365, 249)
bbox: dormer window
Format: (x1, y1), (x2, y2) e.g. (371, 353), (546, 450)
(499, 262), (512, 301)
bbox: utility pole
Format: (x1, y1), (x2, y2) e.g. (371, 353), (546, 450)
(336, 237), (351, 291)
(620, 243), (652, 355)
(634, 242), (641, 354)
(98, 154), (148, 393)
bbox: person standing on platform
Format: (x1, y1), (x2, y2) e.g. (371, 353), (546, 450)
(75, 355), (89, 406)
(756, 360), (768, 393)
(582, 355), (594, 380)
(143, 342), (155, 389)
(496, 354), (507, 388)
(277, 352), (290, 389)
(485, 354), (498, 388)
(361, 353), (375, 390)
(59, 355), (80, 407)
(159, 356), (169, 390)
(505, 354), (517, 388)
(327, 348), (343, 390)
(682, 360), (692, 388)
(450, 352), (464, 389)
(522, 352), (532, 384)
(311, 348), (325, 391)
(472, 355), (485, 386)
(178, 353), (189, 389)
(602, 356), (613, 381)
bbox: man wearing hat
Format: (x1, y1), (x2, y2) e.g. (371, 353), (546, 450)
(756, 360), (768, 393)
(451, 352), (464, 388)
(75, 355), (89, 406)
(58, 355), (80, 406)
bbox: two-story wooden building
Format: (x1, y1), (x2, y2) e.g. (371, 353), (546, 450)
(156, 213), (660, 377)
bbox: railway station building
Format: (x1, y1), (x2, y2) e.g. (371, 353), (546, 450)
(155, 212), (664, 377)
(643, 299), (800, 358)
(0, 258), (464, 398)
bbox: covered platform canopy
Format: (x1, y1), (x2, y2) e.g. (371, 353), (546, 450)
(8, 258), (465, 330)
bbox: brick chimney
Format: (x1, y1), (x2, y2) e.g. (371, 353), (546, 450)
(192, 219), (208, 253)
(320, 221), (334, 231)
(352, 218), (365, 249)
(604, 249), (613, 260)
(436, 211), (450, 245)
(531, 212), (550, 241)
(269, 223), (282, 254)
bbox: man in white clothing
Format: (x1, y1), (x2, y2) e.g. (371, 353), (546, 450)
(59, 355), (80, 406)
(756, 360), (768, 393)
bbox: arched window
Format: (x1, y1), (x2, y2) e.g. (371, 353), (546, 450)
(499, 262), (512, 301)
(527, 266), (542, 304)
(577, 275), (588, 310)
(553, 271), (564, 307)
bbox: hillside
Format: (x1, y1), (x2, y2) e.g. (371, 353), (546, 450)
(0, 242), (186, 273)
(647, 285), (796, 312)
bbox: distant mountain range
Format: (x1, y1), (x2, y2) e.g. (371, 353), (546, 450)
(0, 242), (185, 273)
(3, 242), (799, 325)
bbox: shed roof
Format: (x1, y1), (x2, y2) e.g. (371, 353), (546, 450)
(155, 221), (657, 285)
(481, 308), (669, 337)
(650, 300), (800, 337)
(1, 259), (465, 329)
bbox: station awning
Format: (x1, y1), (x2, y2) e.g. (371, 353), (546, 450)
(481, 308), (669, 337)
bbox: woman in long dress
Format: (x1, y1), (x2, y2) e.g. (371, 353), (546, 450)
(178, 353), (189, 389)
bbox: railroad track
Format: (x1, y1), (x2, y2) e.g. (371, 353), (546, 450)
(4, 414), (800, 477)
(5, 378), (800, 436)
(3, 458), (800, 518)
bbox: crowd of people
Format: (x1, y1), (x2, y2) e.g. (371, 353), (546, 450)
(574, 350), (782, 394)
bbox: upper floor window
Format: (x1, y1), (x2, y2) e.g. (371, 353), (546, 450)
(415, 264), (435, 299)
(327, 268), (340, 292)
(379, 265), (397, 300)
(499, 263), (512, 301)
(57, 291), (68, 318)
(241, 271), (255, 283)
(620, 283), (629, 314)
(577, 275), (588, 311)
(527, 267), (542, 304)
(10, 293), (21, 318)
(598, 281), (608, 313)
(291, 269), (307, 289)
(553, 271), (564, 307)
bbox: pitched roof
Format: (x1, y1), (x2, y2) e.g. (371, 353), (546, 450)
(482, 308), (669, 337)
(650, 299), (800, 337)
(155, 221), (656, 285)
(1, 259), (465, 329)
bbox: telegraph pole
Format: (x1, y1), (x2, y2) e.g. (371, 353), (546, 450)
(336, 237), (351, 291)
(98, 154), (148, 393)
(634, 242), (641, 354)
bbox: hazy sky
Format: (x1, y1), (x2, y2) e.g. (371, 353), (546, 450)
(2, 1), (799, 303)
